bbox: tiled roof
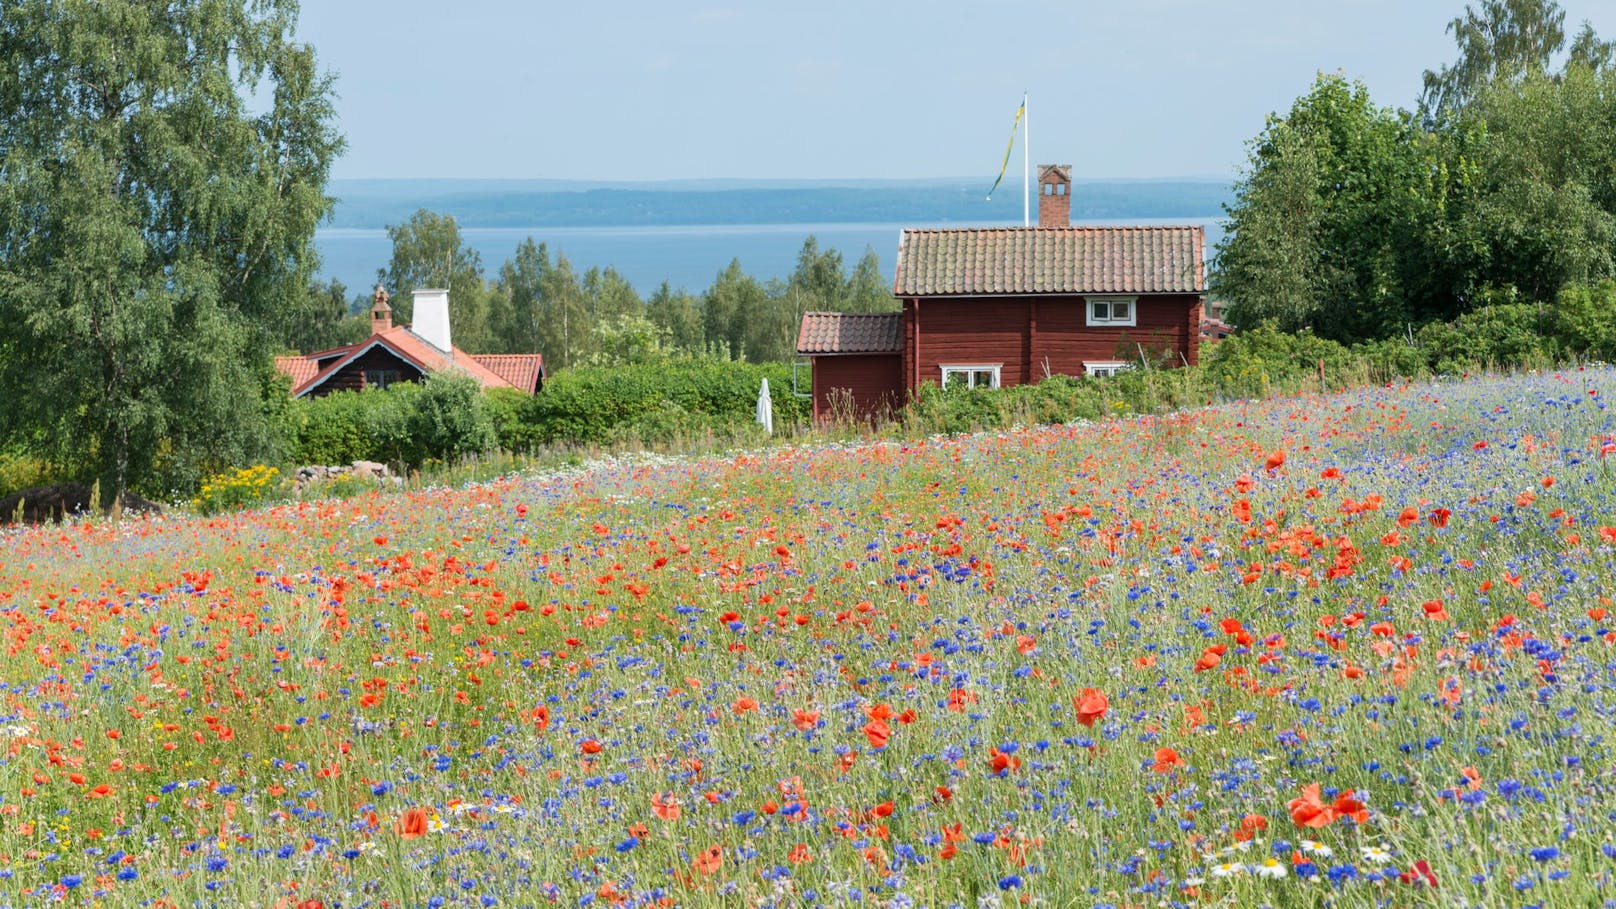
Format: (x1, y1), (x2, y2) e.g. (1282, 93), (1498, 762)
(796, 311), (903, 355)
(273, 355), (320, 388)
(893, 226), (1204, 296)
(470, 354), (545, 393)
(281, 327), (539, 397)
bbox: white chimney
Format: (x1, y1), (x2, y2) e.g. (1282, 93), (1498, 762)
(412, 288), (452, 353)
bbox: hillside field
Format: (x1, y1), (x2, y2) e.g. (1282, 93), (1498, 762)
(3, 370), (1616, 908)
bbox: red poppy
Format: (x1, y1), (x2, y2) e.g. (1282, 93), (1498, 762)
(791, 708), (820, 731)
(1399, 859), (1438, 887)
(863, 718), (891, 749)
(651, 791), (681, 821)
(693, 844), (722, 875)
(1332, 791), (1368, 824)
(1073, 688), (1108, 727)
(1151, 747), (1183, 774)
(1287, 784), (1338, 828)
(396, 807), (430, 839)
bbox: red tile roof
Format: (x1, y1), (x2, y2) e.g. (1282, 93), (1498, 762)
(274, 327), (543, 397)
(273, 355), (320, 388)
(894, 225), (1204, 296)
(796, 311), (903, 355)
(470, 354), (545, 393)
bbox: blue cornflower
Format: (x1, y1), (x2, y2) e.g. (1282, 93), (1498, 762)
(1530, 846), (1560, 862)
(998, 875), (1023, 890)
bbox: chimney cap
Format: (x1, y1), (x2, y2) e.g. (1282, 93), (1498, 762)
(1038, 164), (1072, 182)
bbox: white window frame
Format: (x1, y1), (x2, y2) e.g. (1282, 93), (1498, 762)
(1084, 361), (1132, 378)
(940, 364), (1001, 390)
(1086, 295), (1138, 327)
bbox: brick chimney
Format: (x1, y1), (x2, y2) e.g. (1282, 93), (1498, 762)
(1038, 164), (1072, 227)
(370, 284), (393, 333)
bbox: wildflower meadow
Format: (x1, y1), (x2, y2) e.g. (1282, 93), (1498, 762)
(3, 369), (1616, 908)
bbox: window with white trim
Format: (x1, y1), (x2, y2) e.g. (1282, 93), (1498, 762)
(940, 364), (1001, 390)
(1083, 361), (1132, 379)
(1086, 295), (1137, 327)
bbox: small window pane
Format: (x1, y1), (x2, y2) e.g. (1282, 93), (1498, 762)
(1113, 301), (1131, 320)
(973, 369), (995, 388)
(1091, 302), (1109, 320)
(945, 371), (968, 390)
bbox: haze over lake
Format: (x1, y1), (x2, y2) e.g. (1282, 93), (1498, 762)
(313, 178), (1232, 296)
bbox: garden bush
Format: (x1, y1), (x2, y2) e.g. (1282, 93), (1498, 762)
(522, 357), (808, 446)
(1414, 304), (1558, 374)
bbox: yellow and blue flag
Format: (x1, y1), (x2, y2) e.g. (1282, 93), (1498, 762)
(986, 97), (1025, 201)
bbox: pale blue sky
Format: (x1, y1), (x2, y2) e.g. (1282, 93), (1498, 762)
(297, 1), (1616, 181)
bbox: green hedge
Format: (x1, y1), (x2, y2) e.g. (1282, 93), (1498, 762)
(497, 357), (809, 449)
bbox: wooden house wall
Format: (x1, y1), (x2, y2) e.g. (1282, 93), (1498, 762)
(902, 294), (1201, 390)
(812, 353), (903, 422)
(309, 348), (426, 397)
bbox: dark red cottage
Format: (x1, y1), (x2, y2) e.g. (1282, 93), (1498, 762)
(796, 164), (1205, 422)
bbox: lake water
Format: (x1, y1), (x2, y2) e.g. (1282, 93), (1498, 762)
(314, 217), (1227, 297)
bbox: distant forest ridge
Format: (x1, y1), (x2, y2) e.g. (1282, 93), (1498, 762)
(325, 178), (1235, 229)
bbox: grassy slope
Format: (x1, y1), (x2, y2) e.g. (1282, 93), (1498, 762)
(1, 370), (1615, 907)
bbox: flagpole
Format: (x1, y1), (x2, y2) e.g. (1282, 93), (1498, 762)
(1022, 91), (1030, 227)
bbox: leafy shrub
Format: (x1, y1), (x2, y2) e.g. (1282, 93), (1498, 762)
(1414, 304), (1557, 374)
(1201, 325), (1358, 398)
(289, 384), (416, 467)
(1353, 336), (1430, 380)
(0, 448), (54, 499)
(288, 373), (496, 469)
(901, 374), (1116, 436)
(193, 464), (280, 515)
(405, 373), (498, 466)
(1549, 280), (1616, 360)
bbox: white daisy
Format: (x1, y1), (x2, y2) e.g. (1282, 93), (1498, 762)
(1360, 845), (1395, 864)
(1254, 857), (1288, 879)
(1300, 839), (1334, 859)
(1210, 861), (1245, 878)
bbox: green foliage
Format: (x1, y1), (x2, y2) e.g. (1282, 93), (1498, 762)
(287, 373), (496, 470)
(1214, 74), (1427, 342)
(289, 385), (417, 468)
(0, 447), (52, 500)
(1549, 279), (1616, 358)
(380, 210), (492, 351)
(277, 278), (369, 353)
(0, 0), (343, 503)
(1216, 8), (1616, 351)
(404, 373), (498, 466)
(588, 313), (669, 367)
(520, 358), (808, 447)
(1415, 303), (1558, 372)
(1201, 325), (1360, 398)
(1420, 0), (1568, 122)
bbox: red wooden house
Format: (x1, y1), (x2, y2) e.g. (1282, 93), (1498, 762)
(796, 165), (1205, 421)
(274, 287), (544, 398)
